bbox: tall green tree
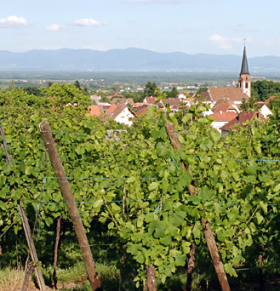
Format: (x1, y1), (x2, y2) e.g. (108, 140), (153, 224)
(143, 81), (159, 97)
(8, 80), (15, 91)
(166, 86), (178, 98)
(74, 80), (81, 90)
(239, 96), (260, 112)
(267, 94), (280, 111)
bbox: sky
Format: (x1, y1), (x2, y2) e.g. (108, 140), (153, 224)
(1, 0), (280, 57)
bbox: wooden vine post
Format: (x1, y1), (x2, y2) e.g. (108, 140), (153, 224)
(39, 120), (103, 291)
(1, 123), (46, 291)
(165, 122), (231, 291)
(18, 202), (46, 291)
(21, 261), (35, 291)
(53, 216), (62, 289)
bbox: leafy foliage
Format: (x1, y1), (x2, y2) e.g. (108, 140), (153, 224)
(239, 96), (260, 112)
(1, 86), (280, 289)
(252, 80), (280, 101)
(143, 81), (159, 97)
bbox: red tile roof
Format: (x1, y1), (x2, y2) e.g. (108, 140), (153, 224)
(221, 111), (266, 131)
(111, 98), (134, 105)
(185, 97), (195, 104)
(213, 103), (230, 113)
(86, 105), (103, 117)
(197, 91), (211, 101)
(210, 111), (238, 122)
(145, 97), (156, 104)
(135, 105), (149, 115)
(208, 88), (248, 102)
(212, 98), (230, 111)
(134, 102), (149, 108)
(160, 98), (182, 107)
(264, 95), (277, 105)
(106, 104), (117, 114)
(103, 104), (136, 122)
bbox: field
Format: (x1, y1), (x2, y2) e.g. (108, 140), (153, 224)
(2, 71), (279, 90)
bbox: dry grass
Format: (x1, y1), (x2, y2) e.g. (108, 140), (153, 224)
(0, 267), (37, 291)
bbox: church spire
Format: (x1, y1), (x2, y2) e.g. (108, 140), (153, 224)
(240, 44), (249, 75)
(239, 43), (251, 97)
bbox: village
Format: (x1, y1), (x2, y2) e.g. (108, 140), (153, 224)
(86, 46), (274, 135)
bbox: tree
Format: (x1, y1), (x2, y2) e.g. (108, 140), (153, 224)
(100, 95), (110, 103)
(251, 80), (280, 101)
(239, 96), (260, 112)
(143, 81), (159, 97)
(47, 81), (53, 88)
(267, 94), (280, 111)
(23, 86), (43, 97)
(111, 84), (121, 93)
(8, 80), (15, 91)
(74, 80), (81, 90)
(124, 91), (143, 103)
(196, 87), (208, 96)
(166, 86), (178, 98)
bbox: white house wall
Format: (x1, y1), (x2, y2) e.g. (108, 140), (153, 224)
(211, 121), (228, 133)
(115, 107), (135, 126)
(260, 105), (273, 118)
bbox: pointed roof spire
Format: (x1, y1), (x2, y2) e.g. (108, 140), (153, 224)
(240, 42), (249, 75)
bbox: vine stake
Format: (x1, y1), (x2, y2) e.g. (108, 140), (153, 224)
(39, 120), (103, 291)
(165, 122), (231, 291)
(1, 123), (46, 291)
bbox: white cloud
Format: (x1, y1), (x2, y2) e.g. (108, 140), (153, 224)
(46, 24), (65, 31)
(73, 18), (108, 27)
(209, 34), (242, 50)
(0, 15), (29, 28)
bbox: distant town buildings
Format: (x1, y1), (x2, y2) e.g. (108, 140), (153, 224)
(86, 45), (273, 130)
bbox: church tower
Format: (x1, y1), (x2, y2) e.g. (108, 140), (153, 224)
(239, 45), (251, 97)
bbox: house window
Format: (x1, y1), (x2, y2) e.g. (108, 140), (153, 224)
(245, 83), (248, 88)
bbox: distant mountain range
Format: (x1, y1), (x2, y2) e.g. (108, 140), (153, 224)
(1, 48), (280, 73)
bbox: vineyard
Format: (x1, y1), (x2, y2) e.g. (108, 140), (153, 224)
(1, 84), (280, 291)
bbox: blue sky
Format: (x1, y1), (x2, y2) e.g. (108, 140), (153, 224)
(1, 0), (279, 57)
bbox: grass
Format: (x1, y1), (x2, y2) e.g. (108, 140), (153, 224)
(45, 261), (120, 290)
(1, 264), (280, 291)
(0, 267), (36, 291)
(1, 229), (280, 291)
(0, 262), (118, 291)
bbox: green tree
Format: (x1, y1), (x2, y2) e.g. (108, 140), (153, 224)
(47, 81), (53, 87)
(8, 80), (15, 91)
(166, 86), (178, 98)
(74, 80), (81, 90)
(196, 87), (208, 96)
(22, 86), (43, 97)
(111, 84), (121, 93)
(124, 91), (143, 103)
(268, 94), (280, 111)
(143, 81), (159, 97)
(239, 96), (260, 112)
(251, 80), (280, 101)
